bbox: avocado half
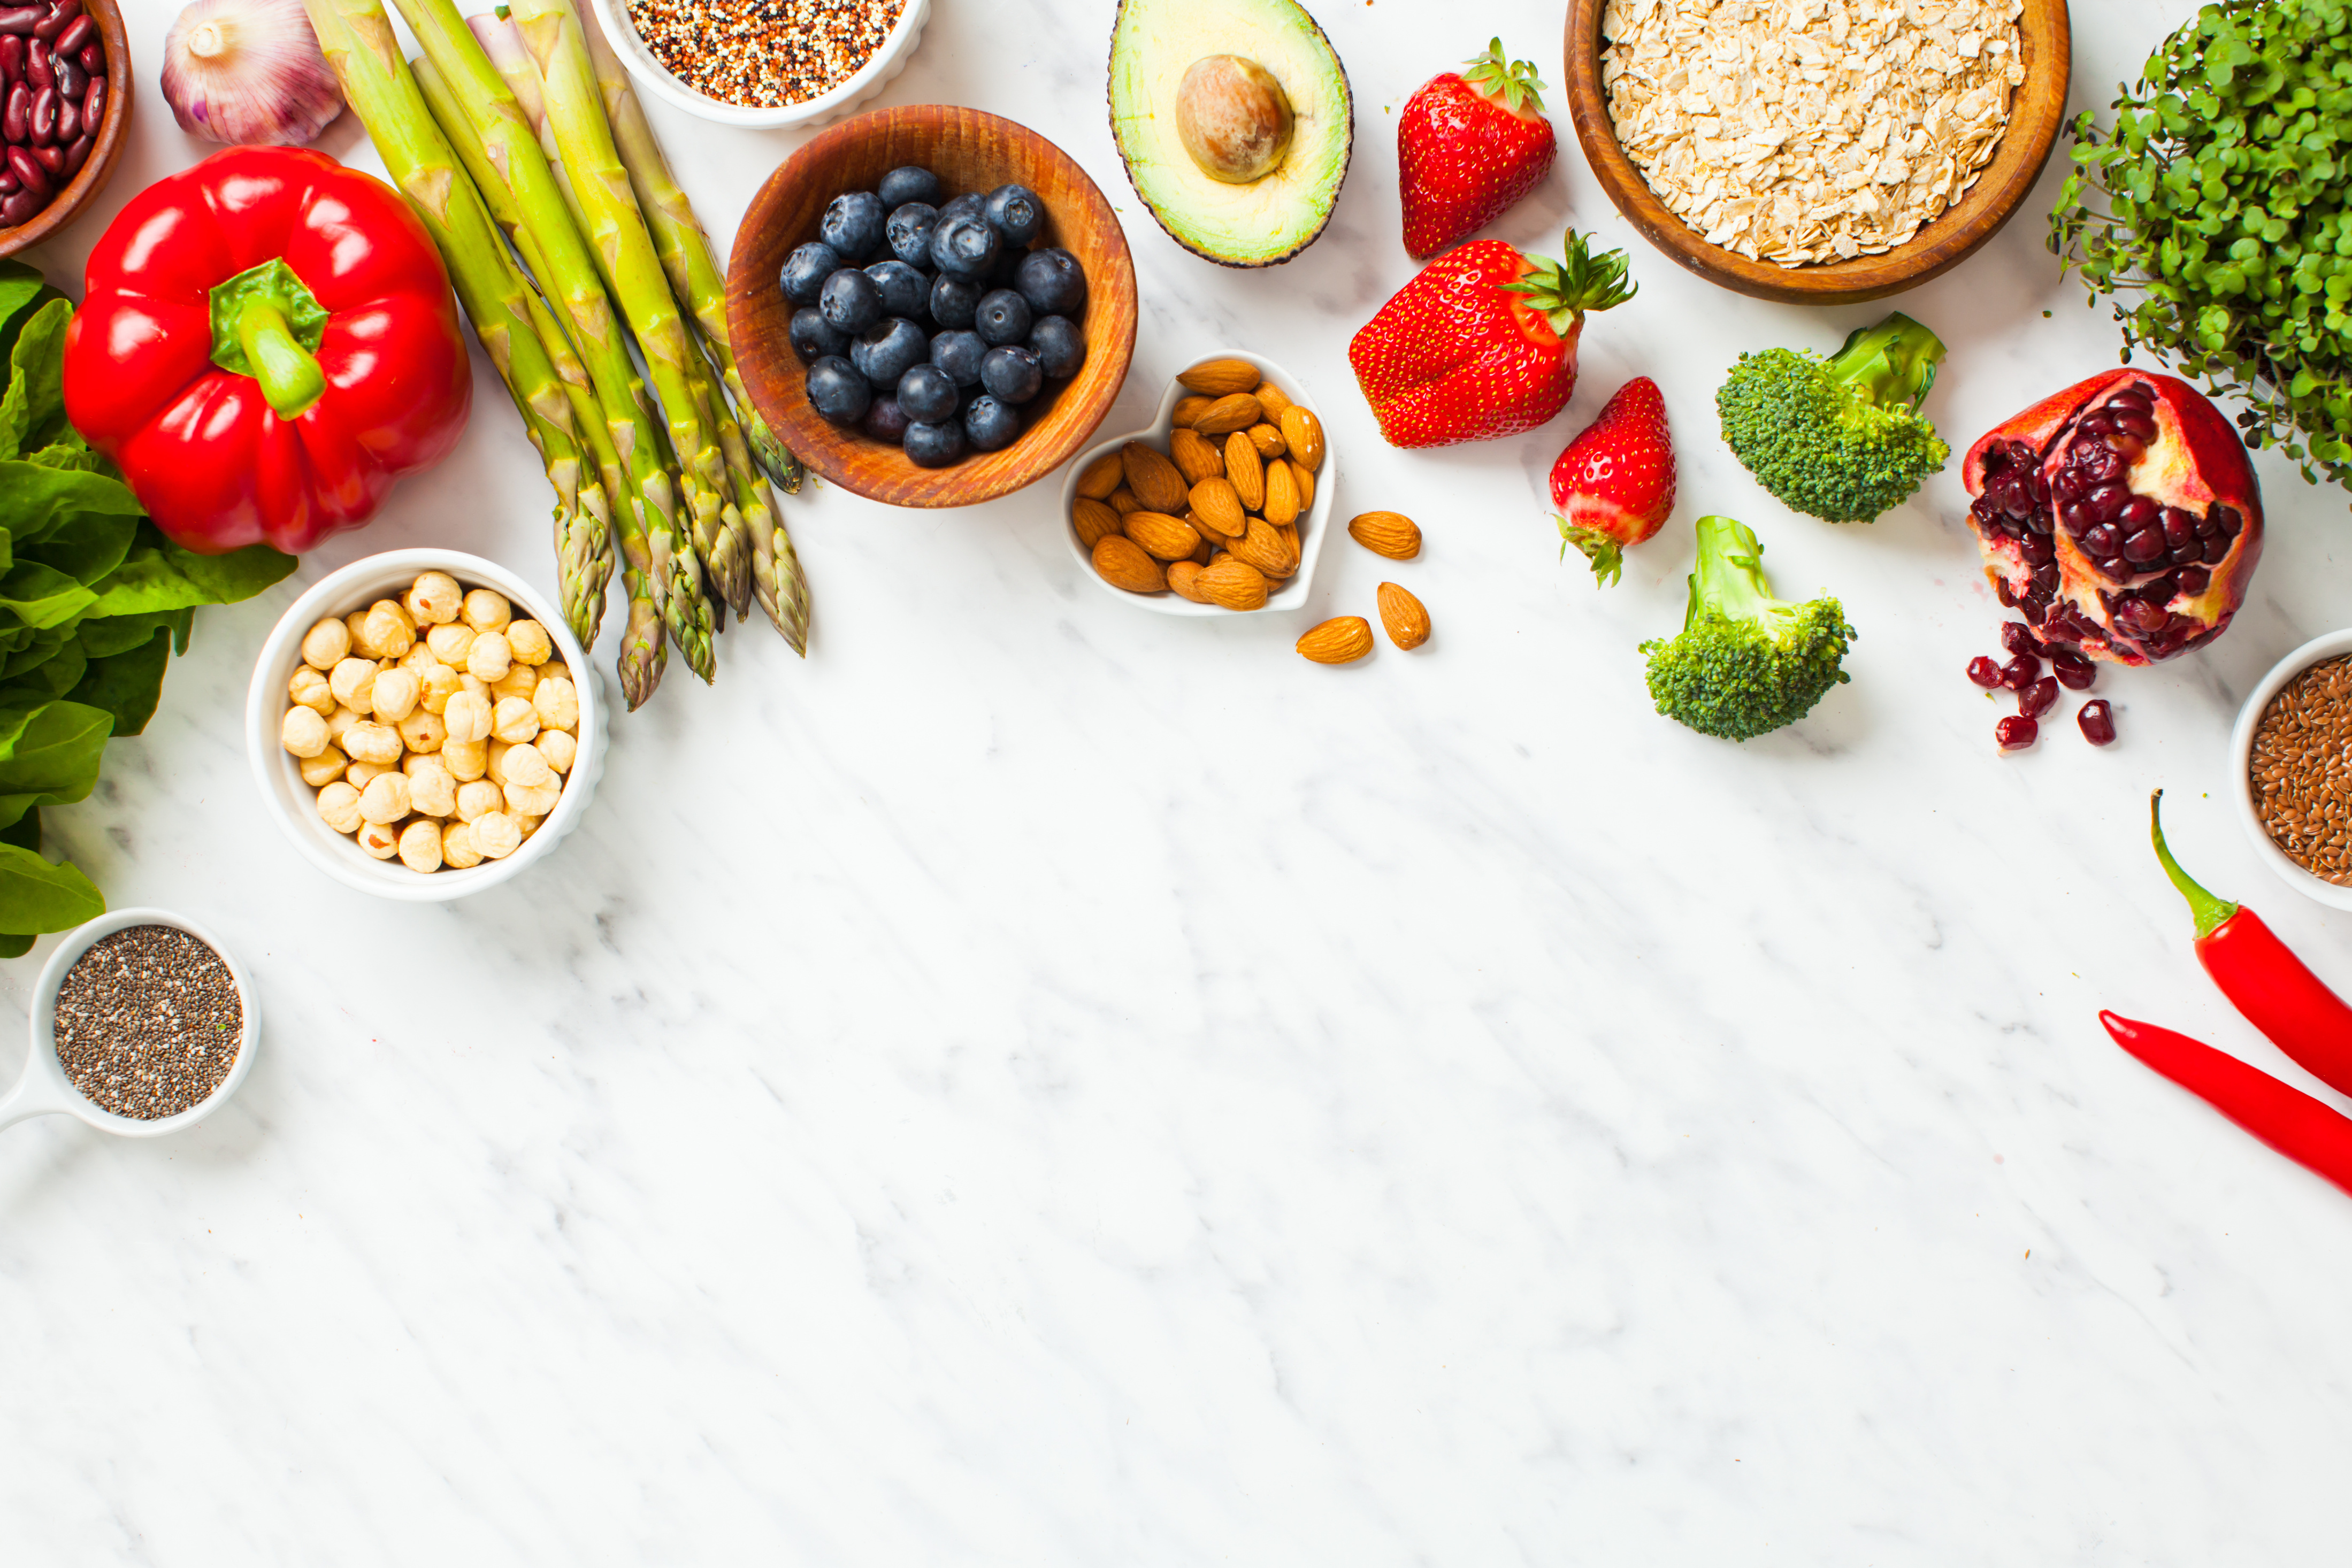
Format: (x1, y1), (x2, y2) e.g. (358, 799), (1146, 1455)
(1108, 0), (1354, 268)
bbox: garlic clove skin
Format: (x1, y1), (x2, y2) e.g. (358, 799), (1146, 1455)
(161, 0), (345, 147)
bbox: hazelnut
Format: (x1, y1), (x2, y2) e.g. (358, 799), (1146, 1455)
(441, 821), (483, 869)
(371, 667), (420, 724)
(302, 617), (351, 670)
(492, 696), (541, 745)
(462, 588), (512, 634)
(315, 781), (363, 834)
(532, 677), (580, 733)
(345, 759), (394, 790)
(443, 690), (493, 744)
(358, 771), (412, 825)
(357, 820), (401, 859)
(404, 571), (463, 626)
(342, 721), (402, 766)
(466, 631), (512, 683)
(328, 657), (378, 715)
(426, 622), (476, 666)
(407, 757), (457, 818)
(491, 663), (539, 703)
(288, 666), (335, 717)
(397, 819), (444, 873)
(280, 706), (330, 758)
(456, 779), (502, 821)
(362, 601), (416, 658)
(442, 738), (488, 782)
(397, 709), (447, 755)
(538, 729), (577, 774)
(504, 776), (562, 818)
(506, 619), (553, 666)
(500, 742), (552, 789)
(471, 811), (523, 859)
(298, 746), (348, 788)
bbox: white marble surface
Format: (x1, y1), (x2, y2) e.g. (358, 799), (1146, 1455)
(9, 0), (2352, 1559)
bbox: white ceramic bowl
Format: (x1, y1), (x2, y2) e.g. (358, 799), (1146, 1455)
(1059, 350), (1334, 618)
(585, 0), (930, 130)
(244, 550), (607, 902)
(0, 909), (259, 1137)
(2230, 628), (2352, 910)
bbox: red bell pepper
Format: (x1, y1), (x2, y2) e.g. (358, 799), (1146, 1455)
(61, 145), (471, 556)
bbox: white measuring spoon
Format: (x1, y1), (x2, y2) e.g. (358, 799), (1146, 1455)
(0, 908), (260, 1136)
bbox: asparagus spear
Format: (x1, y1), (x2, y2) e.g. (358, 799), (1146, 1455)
(507, 0), (737, 672)
(302, 0), (612, 649)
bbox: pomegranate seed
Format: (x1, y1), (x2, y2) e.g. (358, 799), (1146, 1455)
(2051, 648), (2095, 690)
(1967, 655), (2002, 688)
(2018, 676), (2059, 719)
(2078, 700), (2116, 746)
(2000, 622), (2037, 657)
(2001, 654), (2041, 691)
(1997, 716), (2039, 750)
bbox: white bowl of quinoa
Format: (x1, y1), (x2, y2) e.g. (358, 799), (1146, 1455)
(587, 0), (930, 130)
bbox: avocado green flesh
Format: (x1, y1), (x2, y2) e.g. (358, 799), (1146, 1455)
(1109, 0), (1353, 268)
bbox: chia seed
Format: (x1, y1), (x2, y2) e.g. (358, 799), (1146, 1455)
(52, 925), (243, 1120)
(625, 0), (905, 110)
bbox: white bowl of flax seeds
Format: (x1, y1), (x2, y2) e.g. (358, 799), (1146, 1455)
(587, 0), (930, 131)
(2234, 630), (2352, 910)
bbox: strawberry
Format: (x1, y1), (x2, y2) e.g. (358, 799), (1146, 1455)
(1398, 40), (1558, 260)
(1550, 377), (1676, 587)
(1347, 229), (1635, 449)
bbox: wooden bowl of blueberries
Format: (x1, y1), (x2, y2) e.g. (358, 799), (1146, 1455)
(727, 104), (1139, 508)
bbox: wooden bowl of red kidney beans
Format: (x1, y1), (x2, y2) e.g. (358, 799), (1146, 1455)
(0, 0), (129, 256)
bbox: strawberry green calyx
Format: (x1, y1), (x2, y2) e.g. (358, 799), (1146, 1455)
(1557, 519), (1625, 587)
(1499, 230), (1636, 333)
(1462, 37), (1545, 114)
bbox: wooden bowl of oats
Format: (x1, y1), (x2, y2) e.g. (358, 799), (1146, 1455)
(1565, 0), (2070, 305)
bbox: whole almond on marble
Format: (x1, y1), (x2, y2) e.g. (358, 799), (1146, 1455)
(1124, 510), (1203, 561)
(1225, 434), (1265, 511)
(1167, 559), (1211, 602)
(1172, 395), (1214, 428)
(1297, 616), (1374, 664)
(1247, 421), (1286, 459)
(1169, 427), (1224, 485)
(1192, 393), (1264, 436)
(1231, 517), (1300, 579)
(1122, 442), (1189, 513)
(1077, 451), (1125, 499)
(1190, 476), (1246, 537)
(1094, 534), (1167, 594)
(1197, 558), (1269, 610)
(1278, 406), (1324, 472)
(1177, 358), (1262, 396)
(1261, 458), (1301, 528)
(1377, 582), (1430, 649)
(1254, 381), (1293, 419)
(1289, 460), (1315, 512)
(1071, 497), (1122, 551)
(1347, 511), (1421, 559)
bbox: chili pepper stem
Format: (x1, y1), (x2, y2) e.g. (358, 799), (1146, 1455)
(2150, 789), (2239, 939)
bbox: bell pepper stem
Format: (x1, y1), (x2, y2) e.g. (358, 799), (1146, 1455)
(2151, 789), (2239, 939)
(238, 301), (327, 420)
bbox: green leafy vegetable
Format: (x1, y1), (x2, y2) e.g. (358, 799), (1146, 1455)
(2050, 0), (2352, 489)
(0, 260), (298, 948)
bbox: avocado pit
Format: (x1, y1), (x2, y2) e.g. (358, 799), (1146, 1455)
(1175, 55), (1294, 185)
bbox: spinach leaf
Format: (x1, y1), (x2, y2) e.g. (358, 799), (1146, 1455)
(0, 698), (112, 831)
(0, 639), (87, 706)
(89, 526), (295, 616)
(67, 630), (170, 737)
(0, 561), (97, 630)
(0, 842), (103, 937)
(0, 462), (144, 549)
(0, 297), (70, 459)
(23, 511), (136, 588)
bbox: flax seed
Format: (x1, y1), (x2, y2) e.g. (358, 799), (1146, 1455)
(2251, 655), (2352, 883)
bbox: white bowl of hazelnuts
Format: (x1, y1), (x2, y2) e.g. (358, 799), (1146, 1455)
(244, 551), (606, 901)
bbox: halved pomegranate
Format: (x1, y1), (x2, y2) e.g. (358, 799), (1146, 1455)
(1963, 371), (2263, 665)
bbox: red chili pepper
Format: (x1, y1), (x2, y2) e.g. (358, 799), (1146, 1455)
(2148, 790), (2352, 1099)
(2101, 1011), (2352, 1197)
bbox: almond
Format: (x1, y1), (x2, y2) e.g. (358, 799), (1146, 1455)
(1261, 457), (1301, 528)
(1246, 421), (1286, 459)
(1347, 510), (1421, 560)
(1177, 358), (1262, 397)
(1169, 426), (1224, 485)
(1071, 497), (1122, 551)
(1230, 517), (1300, 579)
(1190, 533), (1216, 565)
(1297, 616), (1374, 664)
(1122, 441), (1189, 513)
(1171, 395), (1214, 428)
(1190, 475), (1246, 537)
(1124, 510), (1203, 561)
(1273, 525), (1301, 575)
(1108, 486), (1141, 514)
(1191, 393), (1264, 436)
(1093, 534), (1166, 594)
(1224, 433), (1265, 511)
(1166, 559), (1211, 603)
(1196, 558), (1269, 611)
(1278, 406), (1324, 472)
(1288, 459), (1315, 513)
(1377, 582), (1430, 649)
(1190, 508), (1233, 549)
(1076, 451), (1125, 499)
(1254, 381), (1293, 419)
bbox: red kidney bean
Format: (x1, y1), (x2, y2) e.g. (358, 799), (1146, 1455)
(58, 125), (83, 175)
(75, 39), (96, 74)
(31, 0), (76, 42)
(2, 188), (37, 225)
(51, 90), (71, 141)
(8, 143), (49, 197)
(0, 6), (40, 36)
(50, 10), (85, 53)
(0, 165), (16, 195)
(3, 80), (26, 142)
(51, 51), (76, 97)
(25, 36), (48, 89)
(78, 72), (97, 129)
(0, 34), (21, 83)
(28, 140), (59, 173)
(28, 82), (53, 144)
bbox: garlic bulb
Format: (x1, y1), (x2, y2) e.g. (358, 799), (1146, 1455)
(160, 0), (345, 146)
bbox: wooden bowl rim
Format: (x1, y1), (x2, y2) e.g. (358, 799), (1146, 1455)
(0, 0), (134, 262)
(725, 103), (1140, 509)
(1562, 0), (2072, 305)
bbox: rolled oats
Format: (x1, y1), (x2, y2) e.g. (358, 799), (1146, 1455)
(1601, 0), (2025, 267)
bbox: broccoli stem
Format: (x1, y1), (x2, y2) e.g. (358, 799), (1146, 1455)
(1823, 311), (1947, 413)
(1687, 514), (1776, 627)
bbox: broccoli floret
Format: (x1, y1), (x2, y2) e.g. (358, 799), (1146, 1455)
(1715, 311), (1950, 523)
(1640, 515), (1858, 741)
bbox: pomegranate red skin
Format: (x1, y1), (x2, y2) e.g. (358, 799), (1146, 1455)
(1962, 370), (2263, 666)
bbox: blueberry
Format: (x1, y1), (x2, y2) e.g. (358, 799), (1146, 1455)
(878, 165), (944, 210)
(780, 241), (841, 305)
(882, 202), (939, 271)
(930, 328), (987, 387)
(963, 394), (1021, 451)
(1015, 248), (1086, 316)
(861, 397), (910, 443)
(980, 345), (1044, 406)
(904, 419), (968, 468)
(865, 259), (929, 319)
(819, 190), (888, 260)
(806, 356), (870, 426)
(938, 192), (985, 224)
(818, 267), (883, 334)
(974, 288), (1035, 348)
(852, 317), (930, 390)
(930, 211), (1001, 278)
(788, 307), (849, 364)
(1027, 314), (1085, 379)
(928, 273), (982, 330)
(984, 183), (1043, 246)
(892, 363), (959, 425)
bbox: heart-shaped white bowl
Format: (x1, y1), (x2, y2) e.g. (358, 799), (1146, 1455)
(1058, 350), (1335, 617)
